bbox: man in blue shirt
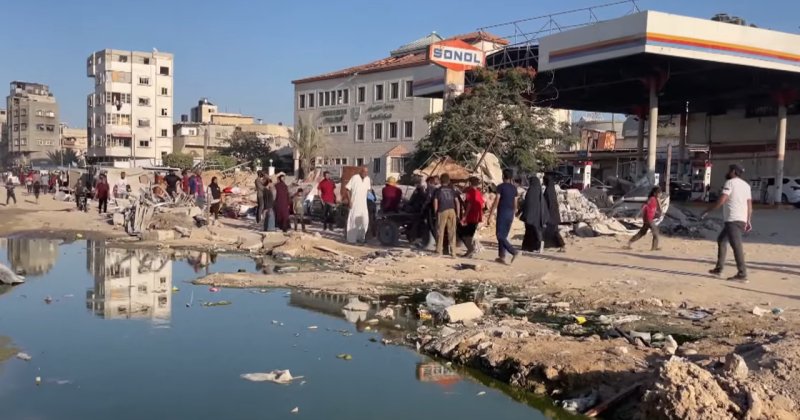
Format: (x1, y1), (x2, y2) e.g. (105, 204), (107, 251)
(488, 169), (519, 264)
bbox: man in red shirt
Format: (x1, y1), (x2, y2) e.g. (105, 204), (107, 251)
(317, 171), (337, 231)
(95, 174), (110, 214)
(627, 186), (662, 251)
(460, 176), (485, 258)
(181, 169), (191, 194)
(381, 176), (402, 213)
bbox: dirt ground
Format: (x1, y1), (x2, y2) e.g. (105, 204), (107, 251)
(3, 191), (800, 418)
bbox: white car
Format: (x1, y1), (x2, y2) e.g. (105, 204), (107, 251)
(755, 176), (800, 206)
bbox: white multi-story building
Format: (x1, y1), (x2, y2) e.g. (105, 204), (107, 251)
(86, 49), (174, 167)
(292, 32), (508, 183)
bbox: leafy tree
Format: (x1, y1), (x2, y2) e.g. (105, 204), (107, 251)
(413, 68), (568, 174)
(206, 153), (238, 170)
(289, 117), (324, 179)
(46, 149), (80, 167)
(221, 129), (272, 168)
(163, 152), (195, 169)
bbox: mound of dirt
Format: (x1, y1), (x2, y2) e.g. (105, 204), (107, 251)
(148, 212), (195, 230)
(642, 358), (740, 420)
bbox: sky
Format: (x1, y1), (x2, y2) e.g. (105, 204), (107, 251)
(1, 0), (798, 127)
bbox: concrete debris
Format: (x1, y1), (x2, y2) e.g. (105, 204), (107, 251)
(722, 353), (749, 380)
(240, 370), (303, 384)
(375, 307), (395, 320)
(444, 302), (484, 323)
(141, 229), (176, 242)
(173, 226), (192, 238)
(343, 298), (369, 312)
(556, 187), (635, 236)
(0, 263), (25, 285)
(752, 306), (770, 317)
(664, 335), (679, 355)
(560, 391), (598, 413)
(16, 352), (32, 361)
(112, 213), (125, 226)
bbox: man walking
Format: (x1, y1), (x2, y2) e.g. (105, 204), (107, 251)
(95, 174), (110, 214)
(702, 164), (752, 281)
(433, 174), (460, 256)
(164, 169), (180, 198)
(255, 170), (266, 224)
(317, 171), (336, 231)
(488, 169), (519, 265)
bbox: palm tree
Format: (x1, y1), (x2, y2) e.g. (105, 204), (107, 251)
(289, 117), (325, 179)
(46, 149), (80, 167)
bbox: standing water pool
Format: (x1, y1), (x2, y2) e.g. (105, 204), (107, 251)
(0, 238), (572, 419)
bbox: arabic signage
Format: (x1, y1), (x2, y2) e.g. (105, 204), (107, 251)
(429, 39), (485, 72)
(320, 108), (347, 123)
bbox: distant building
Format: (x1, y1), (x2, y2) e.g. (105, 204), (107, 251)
(60, 125), (88, 156)
(292, 32), (511, 183)
(0, 108), (7, 164)
(86, 49), (174, 167)
(5, 81), (60, 165)
(174, 98), (291, 160)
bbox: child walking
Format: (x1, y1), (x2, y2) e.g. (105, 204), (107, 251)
(628, 186), (662, 251)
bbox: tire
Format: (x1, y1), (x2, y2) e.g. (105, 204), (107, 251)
(377, 220), (400, 246)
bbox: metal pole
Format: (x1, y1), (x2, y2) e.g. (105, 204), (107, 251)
(647, 80), (659, 185)
(636, 114), (645, 177)
(678, 103), (688, 181)
(775, 104), (788, 204)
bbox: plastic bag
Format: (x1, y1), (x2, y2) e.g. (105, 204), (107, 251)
(425, 292), (455, 312)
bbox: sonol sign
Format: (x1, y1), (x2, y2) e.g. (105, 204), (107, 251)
(429, 39), (485, 71)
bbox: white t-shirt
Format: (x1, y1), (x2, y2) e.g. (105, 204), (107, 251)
(721, 177), (751, 223)
(116, 178), (128, 194)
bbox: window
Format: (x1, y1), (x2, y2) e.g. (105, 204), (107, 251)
(138, 119), (150, 127)
(343, 89), (349, 105)
(36, 124), (45, 131)
(299, 94), (306, 109)
(390, 157), (406, 173)
(161, 87), (169, 95)
(45, 110), (55, 118)
(318, 92), (324, 107)
(373, 158), (381, 173)
(336, 90), (343, 105)
(160, 129), (168, 137)
(356, 158), (365, 166)
(159, 66), (170, 76)
(118, 55), (128, 63)
(20, 123), (27, 131)
(139, 140), (150, 147)
(374, 84), (384, 101)
(388, 122), (398, 140)
(308, 93), (315, 108)
(143, 58), (150, 65)
(161, 108), (168, 116)
(20, 109), (26, 116)
(403, 121), (414, 139)
(45, 124), (55, 132)
(139, 76), (150, 85)
(373, 122), (383, 141)
(389, 82), (400, 100)
(324, 91), (330, 107)
(13, 124), (18, 132)
(138, 97), (150, 106)
(328, 124), (348, 134)
(36, 110), (43, 117)
(357, 86), (366, 103)
(356, 124), (365, 142)
(405, 80), (413, 98)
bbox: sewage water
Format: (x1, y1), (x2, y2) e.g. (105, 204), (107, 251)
(0, 238), (571, 420)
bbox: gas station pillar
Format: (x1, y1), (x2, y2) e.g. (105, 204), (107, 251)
(647, 80), (659, 186)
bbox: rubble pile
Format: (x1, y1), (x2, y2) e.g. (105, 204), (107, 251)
(557, 188), (633, 237)
(658, 205), (723, 239)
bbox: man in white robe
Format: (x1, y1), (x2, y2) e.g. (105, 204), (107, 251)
(345, 167), (372, 244)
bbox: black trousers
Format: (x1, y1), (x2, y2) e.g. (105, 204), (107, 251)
(458, 223), (478, 254)
(544, 223), (565, 248)
(98, 197), (108, 213)
(256, 193), (264, 223)
(322, 203), (335, 229)
(521, 224), (544, 252)
(629, 221), (660, 250)
(716, 221), (747, 276)
(6, 190), (16, 204)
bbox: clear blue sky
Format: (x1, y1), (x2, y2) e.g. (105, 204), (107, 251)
(2, 0), (797, 127)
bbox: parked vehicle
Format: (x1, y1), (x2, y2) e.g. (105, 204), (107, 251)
(751, 176), (800, 206)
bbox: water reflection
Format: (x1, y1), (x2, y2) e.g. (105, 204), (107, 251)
(85, 240), (172, 321)
(0, 237), (60, 276)
(289, 290), (418, 331)
(416, 362), (462, 388)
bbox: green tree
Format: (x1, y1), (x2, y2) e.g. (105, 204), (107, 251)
(206, 153), (238, 170)
(413, 68), (567, 173)
(289, 117), (324, 179)
(163, 152), (195, 170)
(46, 149), (80, 167)
(221, 129), (272, 167)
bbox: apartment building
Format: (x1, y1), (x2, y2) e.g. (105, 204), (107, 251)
(292, 32), (507, 183)
(86, 49), (174, 167)
(0, 108), (7, 164)
(60, 125), (89, 156)
(5, 81), (60, 164)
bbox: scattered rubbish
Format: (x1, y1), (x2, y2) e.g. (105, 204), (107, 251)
(277, 266), (299, 274)
(381, 339), (392, 345)
(629, 331), (652, 344)
(35, 376), (41, 386)
(202, 300), (232, 307)
(375, 307), (395, 320)
(418, 309), (433, 321)
(455, 263), (485, 272)
(336, 354), (353, 361)
(444, 302), (484, 322)
(209, 287), (220, 293)
(476, 391), (486, 396)
(676, 309), (712, 321)
(597, 314), (642, 325)
(307, 326), (318, 330)
(425, 292), (455, 312)
(752, 306), (770, 317)
(272, 320), (280, 325)
(186, 291), (194, 308)
(171, 287), (180, 292)
(290, 407), (299, 414)
(365, 319), (379, 326)
(16, 352), (31, 361)
(560, 391), (598, 413)
(772, 307), (784, 316)
(44, 296), (53, 304)
(664, 335), (679, 355)
(240, 370), (303, 384)
(573, 315), (587, 325)
(0, 263), (25, 285)
(75, 233), (83, 239)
